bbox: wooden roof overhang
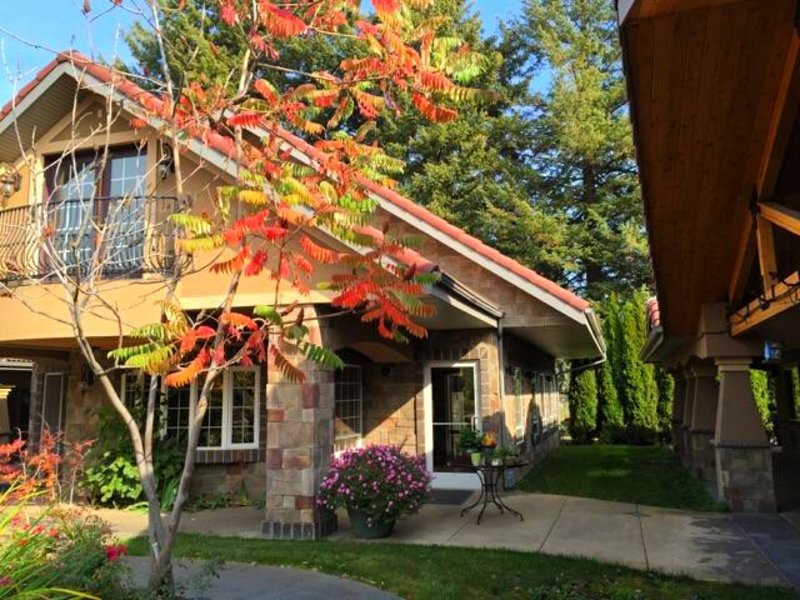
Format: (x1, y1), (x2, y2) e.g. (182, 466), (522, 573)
(619, 0), (800, 353)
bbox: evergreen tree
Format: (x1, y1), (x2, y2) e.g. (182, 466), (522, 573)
(568, 368), (598, 444)
(596, 297), (624, 441)
(126, 0), (568, 279)
(508, 0), (652, 298)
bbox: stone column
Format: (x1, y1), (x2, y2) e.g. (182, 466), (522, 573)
(681, 368), (696, 466)
(670, 371), (686, 458)
(262, 309), (337, 539)
(688, 363), (718, 485)
(713, 358), (776, 512)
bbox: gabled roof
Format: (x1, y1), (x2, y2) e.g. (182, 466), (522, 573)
(0, 50), (604, 358)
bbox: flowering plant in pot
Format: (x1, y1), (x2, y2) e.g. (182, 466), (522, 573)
(317, 445), (432, 539)
(457, 428), (483, 466)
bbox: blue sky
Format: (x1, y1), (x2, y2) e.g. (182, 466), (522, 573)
(0, 0), (523, 105)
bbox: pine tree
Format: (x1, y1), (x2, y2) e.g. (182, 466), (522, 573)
(508, 0), (652, 298)
(568, 369), (598, 444)
(126, 0), (569, 281)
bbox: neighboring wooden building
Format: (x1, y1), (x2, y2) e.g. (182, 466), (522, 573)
(0, 52), (603, 536)
(618, 0), (800, 511)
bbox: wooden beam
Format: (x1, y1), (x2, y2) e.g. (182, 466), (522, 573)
(760, 201), (800, 238)
(755, 31), (800, 199)
(728, 217), (756, 306)
(756, 215), (779, 296)
(730, 272), (800, 336)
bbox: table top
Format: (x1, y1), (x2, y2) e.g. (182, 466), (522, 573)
(473, 461), (529, 472)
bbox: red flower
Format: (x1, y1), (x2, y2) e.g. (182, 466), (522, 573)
(0, 575), (11, 587)
(104, 543), (128, 562)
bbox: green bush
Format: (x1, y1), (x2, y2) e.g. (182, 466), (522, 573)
(82, 406), (186, 508)
(568, 370), (598, 444)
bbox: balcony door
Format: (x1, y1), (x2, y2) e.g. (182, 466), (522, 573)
(46, 146), (147, 275)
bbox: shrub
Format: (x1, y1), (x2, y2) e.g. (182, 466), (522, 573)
(317, 445), (431, 526)
(0, 440), (133, 599)
(82, 407), (186, 508)
(568, 369), (597, 444)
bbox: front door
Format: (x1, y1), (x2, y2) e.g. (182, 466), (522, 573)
(425, 362), (481, 489)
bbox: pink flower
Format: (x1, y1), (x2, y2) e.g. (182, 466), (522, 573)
(0, 576), (11, 587)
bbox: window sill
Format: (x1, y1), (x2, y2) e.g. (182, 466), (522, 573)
(195, 447), (263, 465)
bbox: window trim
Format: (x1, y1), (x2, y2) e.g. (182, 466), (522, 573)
(121, 367), (261, 451)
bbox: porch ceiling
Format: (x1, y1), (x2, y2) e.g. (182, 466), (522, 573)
(620, 0), (798, 338)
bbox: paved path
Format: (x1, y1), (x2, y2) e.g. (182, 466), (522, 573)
(100, 493), (800, 591)
(124, 556), (398, 599)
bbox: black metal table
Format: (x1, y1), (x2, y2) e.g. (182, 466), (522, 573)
(460, 462), (528, 524)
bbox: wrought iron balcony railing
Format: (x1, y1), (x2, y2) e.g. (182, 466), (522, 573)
(0, 195), (184, 284)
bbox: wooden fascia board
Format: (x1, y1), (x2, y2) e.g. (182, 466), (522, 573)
(730, 271), (800, 336)
(621, 0), (749, 23)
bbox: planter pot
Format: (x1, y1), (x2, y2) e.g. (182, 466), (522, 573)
(470, 452), (482, 467)
(347, 508), (395, 539)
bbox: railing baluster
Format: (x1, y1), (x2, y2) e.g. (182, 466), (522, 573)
(0, 196), (181, 284)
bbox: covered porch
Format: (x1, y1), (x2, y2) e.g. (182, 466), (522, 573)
(619, 0), (800, 511)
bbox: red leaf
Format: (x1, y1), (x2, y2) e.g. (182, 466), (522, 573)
(372, 0), (400, 15)
(261, 2), (308, 38)
(196, 325), (216, 339)
(221, 2), (237, 25)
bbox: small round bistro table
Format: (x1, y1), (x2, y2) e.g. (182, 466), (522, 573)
(460, 461), (528, 524)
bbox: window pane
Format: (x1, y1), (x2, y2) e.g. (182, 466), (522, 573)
(200, 379), (224, 448)
(230, 371), (256, 445)
(334, 365), (362, 451)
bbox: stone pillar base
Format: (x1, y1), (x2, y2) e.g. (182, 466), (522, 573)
(671, 420), (684, 457)
(681, 426), (693, 467)
(262, 510), (337, 540)
(714, 444), (777, 512)
(689, 430), (715, 484)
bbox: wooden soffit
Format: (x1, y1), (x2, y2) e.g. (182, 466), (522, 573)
(620, 0), (799, 337)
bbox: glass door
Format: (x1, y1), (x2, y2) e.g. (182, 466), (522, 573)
(431, 365), (479, 472)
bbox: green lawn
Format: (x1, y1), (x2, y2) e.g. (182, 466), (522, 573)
(517, 444), (726, 511)
(127, 534), (797, 599)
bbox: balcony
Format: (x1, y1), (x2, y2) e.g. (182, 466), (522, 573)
(0, 196), (183, 284)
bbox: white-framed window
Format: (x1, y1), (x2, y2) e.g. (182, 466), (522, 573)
(121, 368), (260, 450)
(513, 368), (524, 438)
(334, 365), (362, 452)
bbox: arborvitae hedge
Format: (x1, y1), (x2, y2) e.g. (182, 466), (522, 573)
(568, 369), (598, 444)
(567, 290), (674, 445)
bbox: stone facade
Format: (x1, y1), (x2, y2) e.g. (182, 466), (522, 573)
(689, 432), (716, 485)
(714, 445), (776, 512)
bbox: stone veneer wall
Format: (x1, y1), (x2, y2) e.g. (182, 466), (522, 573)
(52, 351), (268, 502)
(361, 361), (423, 455)
(715, 445), (777, 512)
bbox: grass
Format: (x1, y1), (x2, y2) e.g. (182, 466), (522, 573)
(126, 534), (797, 599)
(516, 444), (726, 511)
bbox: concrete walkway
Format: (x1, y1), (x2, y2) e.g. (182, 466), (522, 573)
(124, 556), (398, 599)
(100, 493), (800, 591)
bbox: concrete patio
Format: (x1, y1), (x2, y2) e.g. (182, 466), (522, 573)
(100, 492), (800, 590)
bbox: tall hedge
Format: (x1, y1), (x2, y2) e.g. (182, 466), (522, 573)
(597, 290), (671, 445)
(568, 369), (598, 444)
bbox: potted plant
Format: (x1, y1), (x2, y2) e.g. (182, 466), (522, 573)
(457, 428), (483, 466)
(317, 445), (432, 539)
(493, 445), (521, 466)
